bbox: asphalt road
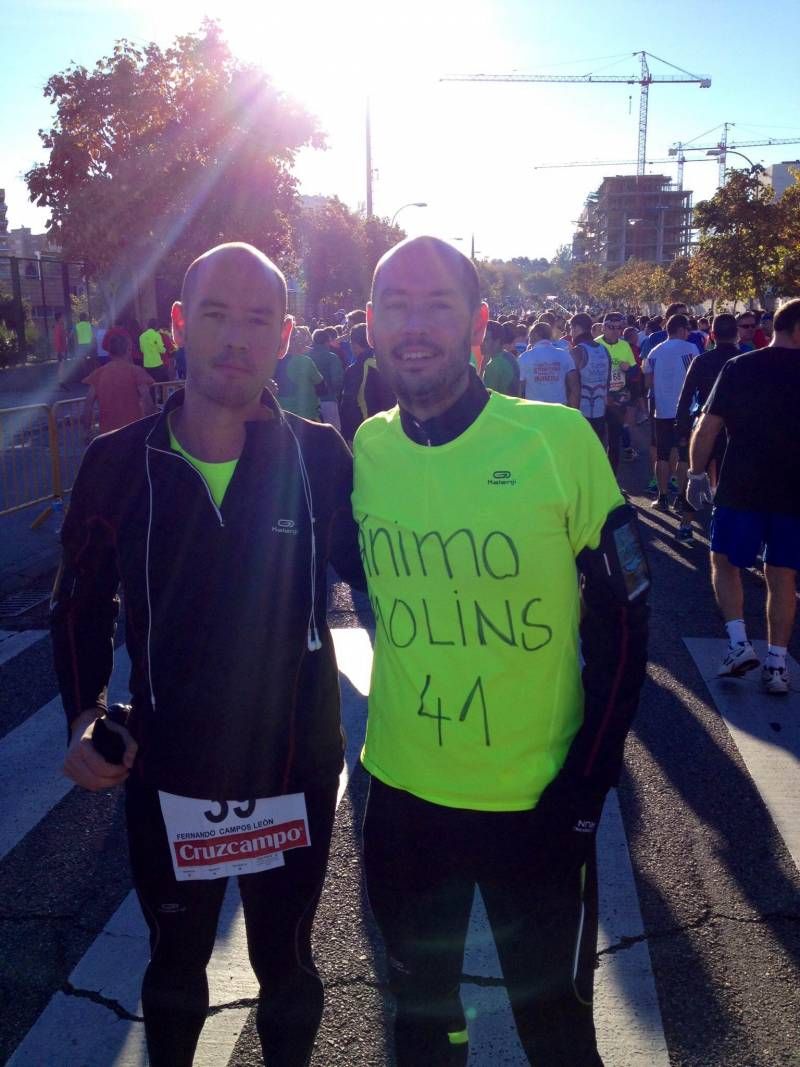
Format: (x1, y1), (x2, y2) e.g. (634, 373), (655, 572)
(0, 434), (799, 1066)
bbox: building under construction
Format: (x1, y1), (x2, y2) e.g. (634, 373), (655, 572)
(572, 174), (692, 266)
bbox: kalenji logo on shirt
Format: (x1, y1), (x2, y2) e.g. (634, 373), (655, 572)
(271, 518), (298, 535)
(174, 819), (308, 867)
(488, 469), (517, 487)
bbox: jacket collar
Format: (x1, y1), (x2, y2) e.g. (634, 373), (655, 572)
(399, 367), (489, 446)
(146, 387), (284, 451)
(711, 341), (740, 356)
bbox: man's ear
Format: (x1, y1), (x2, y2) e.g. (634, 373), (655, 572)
(366, 302), (374, 349)
(171, 301), (186, 346)
(471, 301), (489, 347)
(277, 315), (293, 359)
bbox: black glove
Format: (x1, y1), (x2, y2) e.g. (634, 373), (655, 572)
(530, 771), (608, 880)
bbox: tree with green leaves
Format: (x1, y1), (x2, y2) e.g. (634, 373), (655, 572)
(598, 259), (671, 309)
(568, 262), (605, 307)
(297, 198), (401, 315)
(26, 20), (322, 318)
(692, 169), (782, 305)
(665, 255), (710, 307)
(774, 172), (800, 297)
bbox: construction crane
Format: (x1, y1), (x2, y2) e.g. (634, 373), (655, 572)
(441, 51), (711, 175)
(670, 124), (800, 184)
(531, 155), (714, 188)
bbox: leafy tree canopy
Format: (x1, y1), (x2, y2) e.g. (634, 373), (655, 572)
(692, 169), (781, 305)
(26, 20), (323, 314)
(299, 198), (402, 314)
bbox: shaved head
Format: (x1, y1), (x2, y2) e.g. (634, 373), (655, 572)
(371, 236), (481, 311)
(172, 241), (292, 413)
(181, 242), (287, 315)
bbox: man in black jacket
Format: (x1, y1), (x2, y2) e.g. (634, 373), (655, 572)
(340, 322), (396, 443)
(52, 243), (363, 1067)
(675, 312), (741, 487)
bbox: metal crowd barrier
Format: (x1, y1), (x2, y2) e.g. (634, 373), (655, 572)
(0, 382), (184, 528)
(0, 404), (55, 518)
(152, 379), (185, 407)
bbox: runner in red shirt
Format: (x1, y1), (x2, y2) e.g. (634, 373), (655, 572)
(82, 333), (156, 437)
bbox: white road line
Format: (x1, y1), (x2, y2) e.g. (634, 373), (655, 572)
(684, 638), (800, 870)
(6, 629), (371, 1067)
(0, 628), (47, 668)
(460, 791), (669, 1066)
(0, 648), (131, 862)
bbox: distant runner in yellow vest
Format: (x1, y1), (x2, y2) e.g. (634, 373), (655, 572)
(139, 319), (169, 383)
(74, 313), (94, 361)
(353, 236), (650, 1067)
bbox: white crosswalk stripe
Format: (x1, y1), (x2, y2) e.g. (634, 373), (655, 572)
(684, 639), (800, 870)
(0, 648), (131, 862)
(0, 629), (47, 668)
(6, 629), (370, 1066)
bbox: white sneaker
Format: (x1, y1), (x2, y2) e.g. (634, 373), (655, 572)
(717, 641), (760, 677)
(761, 665), (790, 695)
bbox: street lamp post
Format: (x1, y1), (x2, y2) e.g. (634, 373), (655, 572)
(706, 147), (756, 185)
(391, 202), (428, 228)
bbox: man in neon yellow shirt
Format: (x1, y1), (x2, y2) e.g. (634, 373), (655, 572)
(599, 312), (636, 472)
(74, 312), (94, 361)
(353, 237), (649, 1066)
(139, 318), (168, 383)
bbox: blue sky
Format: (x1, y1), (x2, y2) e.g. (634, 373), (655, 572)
(3, 0), (800, 260)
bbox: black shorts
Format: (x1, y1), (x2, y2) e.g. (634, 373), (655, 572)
(626, 366), (644, 401)
(655, 418), (688, 462)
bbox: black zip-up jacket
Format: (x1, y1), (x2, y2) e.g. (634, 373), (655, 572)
(51, 388), (364, 799)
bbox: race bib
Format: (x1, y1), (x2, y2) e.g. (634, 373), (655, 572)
(158, 791), (310, 881)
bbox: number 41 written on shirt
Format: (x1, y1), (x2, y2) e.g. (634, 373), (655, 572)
(417, 675), (491, 748)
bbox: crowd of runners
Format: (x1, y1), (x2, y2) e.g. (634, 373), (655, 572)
(51, 235), (798, 1067)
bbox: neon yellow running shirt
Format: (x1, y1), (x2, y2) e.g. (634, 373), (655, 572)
(168, 417), (238, 508)
(140, 328), (166, 369)
(352, 392), (623, 811)
(602, 338), (635, 393)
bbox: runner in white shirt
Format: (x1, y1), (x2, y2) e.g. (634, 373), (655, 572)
(643, 313), (699, 540)
(519, 322), (580, 407)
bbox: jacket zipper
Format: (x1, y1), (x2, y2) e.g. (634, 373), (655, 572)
(145, 443), (225, 527)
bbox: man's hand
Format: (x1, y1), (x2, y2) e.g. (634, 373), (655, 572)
(686, 471), (714, 511)
(63, 708), (137, 791)
(530, 772), (607, 880)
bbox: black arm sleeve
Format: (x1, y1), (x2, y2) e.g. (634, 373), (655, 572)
(675, 357), (700, 437)
(50, 442), (120, 738)
(325, 431), (367, 592)
(364, 363), (396, 417)
(561, 545), (649, 792)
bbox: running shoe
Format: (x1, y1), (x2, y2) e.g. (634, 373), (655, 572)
(669, 477), (679, 493)
(676, 523), (694, 545)
(717, 641), (760, 678)
(761, 665), (789, 695)
(651, 494), (670, 513)
(647, 477), (658, 494)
